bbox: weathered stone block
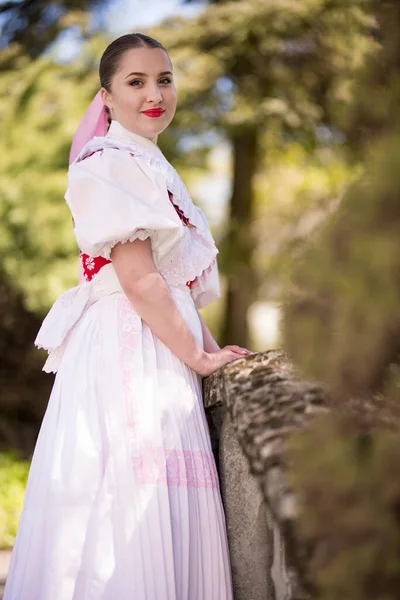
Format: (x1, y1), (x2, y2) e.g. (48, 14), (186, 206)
(204, 350), (329, 598)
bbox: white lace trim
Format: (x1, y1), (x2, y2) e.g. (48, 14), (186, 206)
(100, 229), (152, 261)
(189, 259), (220, 308)
(75, 136), (217, 257)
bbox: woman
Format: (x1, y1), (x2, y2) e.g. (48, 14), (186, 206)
(4, 33), (249, 600)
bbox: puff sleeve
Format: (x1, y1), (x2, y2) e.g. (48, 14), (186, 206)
(66, 148), (182, 260)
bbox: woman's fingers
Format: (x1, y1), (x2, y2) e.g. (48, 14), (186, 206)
(226, 345), (251, 355)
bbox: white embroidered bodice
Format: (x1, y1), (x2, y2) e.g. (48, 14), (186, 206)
(66, 121), (220, 308)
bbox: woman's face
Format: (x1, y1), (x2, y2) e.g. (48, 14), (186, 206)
(101, 46), (177, 143)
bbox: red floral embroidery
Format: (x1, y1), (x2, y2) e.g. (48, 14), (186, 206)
(74, 151), (197, 287)
(80, 253), (112, 282)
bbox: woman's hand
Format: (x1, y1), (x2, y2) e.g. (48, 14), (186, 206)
(196, 345), (252, 377)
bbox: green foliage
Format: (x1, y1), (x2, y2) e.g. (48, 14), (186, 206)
(153, 0), (376, 135)
(0, 452), (30, 549)
(288, 416), (400, 600)
(253, 138), (358, 299)
(282, 0), (400, 402)
(0, 41), (106, 313)
(281, 1), (400, 597)
(340, 0), (400, 155)
(282, 129), (400, 401)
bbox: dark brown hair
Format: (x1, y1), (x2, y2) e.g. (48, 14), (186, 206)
(99, 33), (168, 92)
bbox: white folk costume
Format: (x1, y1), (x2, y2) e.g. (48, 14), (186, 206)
(4, 121), (233, 600)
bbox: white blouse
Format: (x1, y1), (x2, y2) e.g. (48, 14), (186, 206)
(66, 120), (221, 309)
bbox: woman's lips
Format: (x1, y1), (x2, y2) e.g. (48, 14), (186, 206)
(142, 108), (165, 118)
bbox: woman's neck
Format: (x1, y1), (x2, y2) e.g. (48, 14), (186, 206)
(107, 121), (162, 156)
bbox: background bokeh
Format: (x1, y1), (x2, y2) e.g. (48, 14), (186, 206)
(1, 3), (400, 596)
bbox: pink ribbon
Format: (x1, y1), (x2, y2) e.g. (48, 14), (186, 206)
(69, 91), (108, 165)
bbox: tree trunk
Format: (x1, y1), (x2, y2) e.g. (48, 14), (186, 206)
(220, 128), (258, 349)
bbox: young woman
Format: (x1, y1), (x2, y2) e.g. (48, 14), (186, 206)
(4, 33), (249, 600)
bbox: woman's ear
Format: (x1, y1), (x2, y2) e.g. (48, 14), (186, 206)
(100, 87), (112, 112)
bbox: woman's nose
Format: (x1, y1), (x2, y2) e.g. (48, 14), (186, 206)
(147, 84), (163, 104)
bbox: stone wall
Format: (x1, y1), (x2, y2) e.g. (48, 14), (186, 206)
(203, 350), (329, 600)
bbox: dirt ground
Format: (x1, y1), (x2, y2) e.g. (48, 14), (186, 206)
(0, 550), (11, 599)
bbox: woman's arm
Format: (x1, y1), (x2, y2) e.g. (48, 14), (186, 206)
(111, 238), (248, 376)
(197, 309), (220, 353)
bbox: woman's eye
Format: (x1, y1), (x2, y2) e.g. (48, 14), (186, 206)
(129, 78), (172, 87)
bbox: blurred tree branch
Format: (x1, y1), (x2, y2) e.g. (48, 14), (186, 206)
(0, 0), (107, 58)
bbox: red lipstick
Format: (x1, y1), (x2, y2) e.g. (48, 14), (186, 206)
(142, 108), (165, 118)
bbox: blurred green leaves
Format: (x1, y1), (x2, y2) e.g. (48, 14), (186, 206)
(154, 0), (377, 134)
(280, 2), (400, 596)
(282, 0), (400, 403)
(0, 452), (29, 549)
(288, 415), (400, 600)
(0, 41), (104, 312)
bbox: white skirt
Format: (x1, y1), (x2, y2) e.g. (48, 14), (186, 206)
(4, 267), (233, 600)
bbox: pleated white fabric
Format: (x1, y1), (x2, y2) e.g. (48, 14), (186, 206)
(4, 123), (233, 600)
(4, 267), (233, 600)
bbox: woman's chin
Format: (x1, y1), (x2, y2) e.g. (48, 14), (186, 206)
(140, 116), (172, 137)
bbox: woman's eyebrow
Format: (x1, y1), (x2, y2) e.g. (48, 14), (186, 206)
(125, 71), (173, 79)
